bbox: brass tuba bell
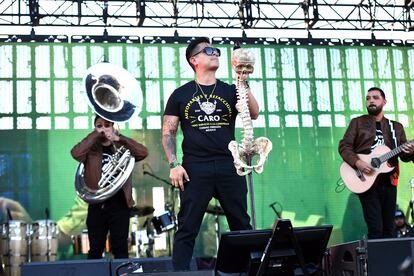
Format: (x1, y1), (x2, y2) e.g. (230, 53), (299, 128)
(75, 63), (142, 204)
(83, 62), (142, 122)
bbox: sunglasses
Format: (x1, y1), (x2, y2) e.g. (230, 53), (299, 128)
(192, 47), (221, 57)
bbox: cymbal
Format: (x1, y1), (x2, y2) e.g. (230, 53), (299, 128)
(206, 204), (225, 216)
(130, 206), (154, 217)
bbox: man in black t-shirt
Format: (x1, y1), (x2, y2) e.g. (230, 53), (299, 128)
(162, 37), (259, 270)
(339, 87), (414, 239)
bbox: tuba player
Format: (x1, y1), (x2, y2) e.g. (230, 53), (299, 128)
(71, 115), (148, 259)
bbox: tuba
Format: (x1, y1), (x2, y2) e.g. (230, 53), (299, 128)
(75, 63), (142, 204)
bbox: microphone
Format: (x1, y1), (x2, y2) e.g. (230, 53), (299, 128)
(6, 208), (13, 221)
(269, 201), (282, 219)
(142, 163), (150, 175)
(409, 178), (414, 204)
(45, 208), (49, 220)
(142, 164), (151, 176)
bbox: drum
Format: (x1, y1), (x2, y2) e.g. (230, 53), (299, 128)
(0, 220), (28, 276)
(31, 220), (58, 262)
(72, 229), (111, 255)
(72, 229), (90, 255)
(151, 211), (176, 234)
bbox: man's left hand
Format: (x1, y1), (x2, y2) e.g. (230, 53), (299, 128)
(402, 143), (414, 155)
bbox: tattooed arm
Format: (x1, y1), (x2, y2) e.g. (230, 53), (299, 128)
(162, 115), (189, 191)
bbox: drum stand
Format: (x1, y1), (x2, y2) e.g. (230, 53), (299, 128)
(214, 214), (221, 252)
(142, 169), (178, 257)
(145, 218), (155, 258)
(165, 186), (178, 257)
(27, 224), (32, 263)
(46, 219), (50, 262)
(165, 202), (174, 257)
(132, 215), (141, 258)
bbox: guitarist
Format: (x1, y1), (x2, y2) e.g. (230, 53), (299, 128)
(339, 87), (414, 239)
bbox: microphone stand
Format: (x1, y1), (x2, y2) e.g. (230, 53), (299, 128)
(410, 179), (414, 223)
(246, 154), (256, 229)
(143, 171), (170, 187)
(45, 208), (50, 262)
(143, 170), (177, 256)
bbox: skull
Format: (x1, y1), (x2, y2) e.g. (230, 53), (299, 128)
(232, 48), (255, 81)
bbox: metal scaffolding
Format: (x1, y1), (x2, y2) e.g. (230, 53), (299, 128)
(1, 0), (414, 32)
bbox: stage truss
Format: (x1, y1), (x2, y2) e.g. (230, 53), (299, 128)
(1, 0), (414, 33)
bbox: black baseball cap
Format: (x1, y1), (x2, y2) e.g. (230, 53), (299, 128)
(395, 209), (404, 218)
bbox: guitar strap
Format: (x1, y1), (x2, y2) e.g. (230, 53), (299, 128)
(388, 119), (398, 149)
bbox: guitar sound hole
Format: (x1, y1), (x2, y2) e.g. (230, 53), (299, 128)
(371, 158), (381, 168)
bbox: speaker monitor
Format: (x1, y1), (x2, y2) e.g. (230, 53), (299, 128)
(21, 259), (110, 276)
(215, 223), (332, 275)
(328, 240), (362, 276)
(21, 257), (199, 276)
(328, 237), (414, 276)
(367, 238), (414, 276)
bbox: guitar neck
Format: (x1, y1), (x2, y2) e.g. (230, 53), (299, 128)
(379, 147), (402, 163)
(379, 141), (412, 163)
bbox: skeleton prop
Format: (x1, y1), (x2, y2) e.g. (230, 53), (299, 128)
(228, 48), (273, 176)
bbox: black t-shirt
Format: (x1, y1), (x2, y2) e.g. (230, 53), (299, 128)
(102, 145), (113, 168)
(164, 80), (238, 163)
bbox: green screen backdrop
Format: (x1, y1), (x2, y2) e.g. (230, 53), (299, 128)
(1, 41), (414, 258)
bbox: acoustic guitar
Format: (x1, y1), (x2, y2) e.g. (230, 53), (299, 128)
(340, 141), (412, 194)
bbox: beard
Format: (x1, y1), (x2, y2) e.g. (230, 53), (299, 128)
(367, 104), (382, 116)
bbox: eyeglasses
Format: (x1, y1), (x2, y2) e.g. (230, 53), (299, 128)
(192, 47), (221, 57)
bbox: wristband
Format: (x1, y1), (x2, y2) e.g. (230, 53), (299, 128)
(169, 160), (180, 169)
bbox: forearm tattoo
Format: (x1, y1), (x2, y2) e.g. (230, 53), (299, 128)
(162, 116), (179, 162)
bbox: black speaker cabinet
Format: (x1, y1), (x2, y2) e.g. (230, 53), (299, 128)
(21, 259), (110, 276)
(327, 237), (414, 276)
(328, 240), (363, 276)
(367, 237), (414, 276)
(21, 257), (199, 276)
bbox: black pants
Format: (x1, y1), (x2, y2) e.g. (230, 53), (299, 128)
(172, 159), (252, 271)
(86, 190), (130, 259)
(358, 174), (396, 239)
